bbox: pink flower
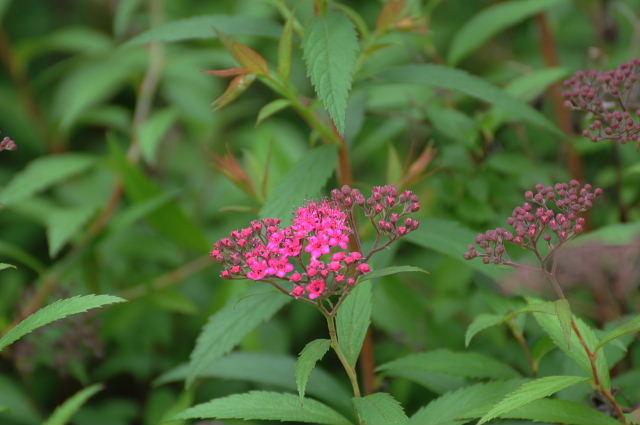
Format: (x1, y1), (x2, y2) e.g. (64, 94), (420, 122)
(290, 285), (305, 298)
(358, 263), (371, 273)
(307, 280), (326, 300)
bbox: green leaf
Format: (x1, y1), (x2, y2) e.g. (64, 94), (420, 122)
(405, 217), (506, 281)
(425, 104), (478, 148)
(0, 263), (16, 271)
(0, 295), (126, 352)
(597, 315), (640, 351)
(465, 314), (503, 347)
(278, 16), (294, 81)
(353, 392), (408, 425)
(109, 138), (209, 252)
(256, 99), (292, 125)
(296, 339), (331, 402)
(378, 349), (520, 381)
(336, 281), (372, 367)
(378, 64), (562, 136)
(302, 11), (360, 133)
(137, 107), (177, 165)
(478, 375), (590, 424)
(260, 145), (338, 224)
(46, 205), (96, 257)
(555, 299), (573, 350)
(172, 391), (352, 425)
(0, 154), (95, 207)
(448, 0), (564, 65)
(124, 15), (282, 45)
(155, 351), (351, 411)
(410, 380), (525, 425)
(113, 0), (142, 38)
(186, 286), (290, 387)
(44, 383), (104, 425)
(531, 299), (610, 388)
(500, 398), (623, 425)
(358, 265), (428, 283)
(0, 406), (7, 414)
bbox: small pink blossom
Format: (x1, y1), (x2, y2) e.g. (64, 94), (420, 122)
(358, 263), (371, 273)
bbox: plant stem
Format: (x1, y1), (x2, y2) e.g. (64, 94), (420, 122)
(323, 311), (362, 398)
(507, 320), (537, 376)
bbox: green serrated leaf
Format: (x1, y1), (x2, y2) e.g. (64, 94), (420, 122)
(109, 138), (209, 252)
(358, 265), (428, 284)
(597, 315), (640, 351)
(337, 281), (372, 368)
(555, 299), (573, 350)
(378, 349), (520, 382)
(501, 398), (623, 425)
(154, 351), (351, 411)
(465, 314), (503, 347)
(0, 295), (126, 353)
(260, 145), (338, 224)
(296, 339), (331, 402)
(353, 392), (408, 425)
(186, 286), (290, 387)
(478, 375), (589, 424)
(0, 154), (95, 207)
(172, 391), (352, 425)
(448, 0), (564, 65)
(47, 205), (96, 257)
(44, 383), (103, 425)
(410, 380), (525, 425)
(256, 99), (292, 125)
(378, 64), (562, 136)
(302, 11), (360, 134)
(124, 15), (282, 45)
(531, 299), (610, 388)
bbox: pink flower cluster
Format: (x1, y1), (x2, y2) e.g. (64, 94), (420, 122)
(562, 59), (640, 143)
(0, 136), (16, 152)
(465, 181), (602, 264)
(210, 201), (370, 300)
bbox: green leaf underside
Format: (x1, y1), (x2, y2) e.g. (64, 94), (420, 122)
(597, 315), (640, 350)
(531, 299), (611, 388)
(378, 64), (562, 136)
(0, 295), (125, 353)
(0, 263), (16, 271)
(448, 0), (563, 65)
(353, 392), (408, 425)
(410, 380), (526, 425)
(465, 314), (504, 347)
(378, 349), (520, 381)
(296, 339), (331, 401)
(44, 383), (103, 425)
(478, 375), (590, 424)
(186, 286), (290, 387)
(260, 145), (338, 224)
(124, 14), (282, 45)
(257, 99), (291, 124)
(499, 398), (623, 425)
(155, 351), (351, 411)
(0, 154), (95, 207)
(358, 265), (428, 283)
(405, 217), (506, 281)
(172, 391), (352, 425)
(302, 11), (360, 134)
(337, 280), (372, 367)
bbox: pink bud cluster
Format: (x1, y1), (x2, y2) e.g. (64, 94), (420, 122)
(0, 136), (16, 152)
(562, 59), (640, 143)
(331, 185), (421, 238)
(465, 181), (602, 264)
(211, 201), (370, 300)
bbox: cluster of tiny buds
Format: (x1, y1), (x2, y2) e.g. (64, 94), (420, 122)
(465, 181), (602, 265)
(562, 59), (640, 143)
(0, 136), (16, 152)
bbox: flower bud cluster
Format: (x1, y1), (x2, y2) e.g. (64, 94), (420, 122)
(0, 136), (16, 152)
(562, 59), (640, 143)
(465, 181), (602, 264)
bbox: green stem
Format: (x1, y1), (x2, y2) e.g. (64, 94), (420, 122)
(323, 310), (362, 398)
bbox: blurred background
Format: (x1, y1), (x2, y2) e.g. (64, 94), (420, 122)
(1, 0), (640, 424)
